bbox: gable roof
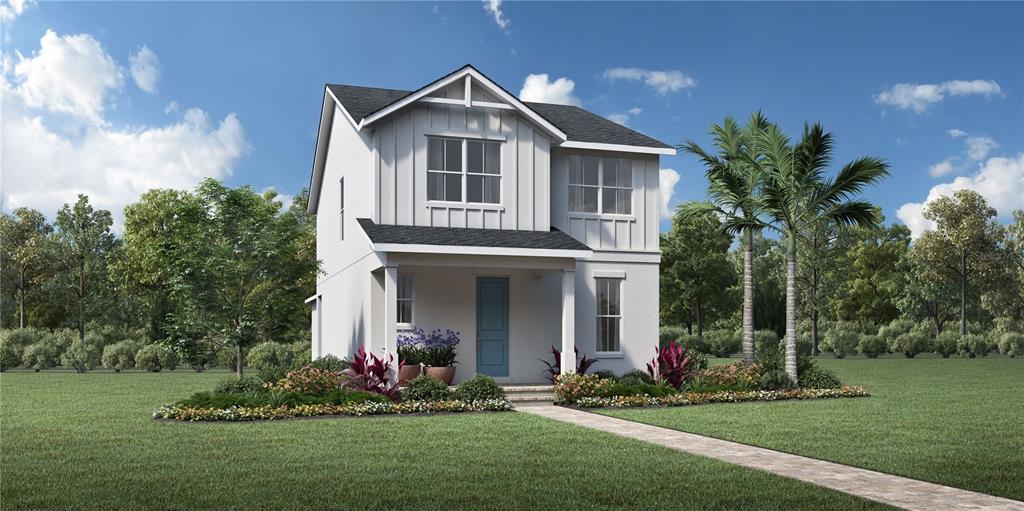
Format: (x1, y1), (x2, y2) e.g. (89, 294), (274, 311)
(357, 218), (592, 257)
(524, 102), (672, 149)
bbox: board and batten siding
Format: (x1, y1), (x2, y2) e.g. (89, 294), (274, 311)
(371, 102), (552, 232)
(550, 149), (660, 252)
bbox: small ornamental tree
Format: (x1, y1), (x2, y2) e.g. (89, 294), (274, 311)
(22, 343), (57, 372)
(856, 335), (887, 358)
(890, 331), (931, 358)
(61, 339), (100, 373)
(135, 344), (179, 372)
(932, 331), (960, 358)
(102, 341), (141, 372)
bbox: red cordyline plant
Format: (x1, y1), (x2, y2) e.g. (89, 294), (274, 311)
(342, 347), (401, 402)
(647, 341), (694, 389)
(539, 346), (598, 383)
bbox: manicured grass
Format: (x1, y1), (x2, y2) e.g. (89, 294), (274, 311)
(0, 371), (893, 510)
(599, 358), (1024, 501)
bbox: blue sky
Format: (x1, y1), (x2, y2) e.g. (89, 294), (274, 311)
(2, 1), (1021, 236)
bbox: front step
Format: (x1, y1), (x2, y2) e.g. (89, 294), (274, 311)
(502, 385), (555, 403)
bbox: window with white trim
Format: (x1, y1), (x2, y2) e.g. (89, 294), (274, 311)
(397, 274), (413, 325)
(596, 278), (622, 352)
(568, 155), (632, 215)
(339, 178), (345, 240)
(427, 136), (502, 204)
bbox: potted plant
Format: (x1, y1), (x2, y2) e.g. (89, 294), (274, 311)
(423, 329), (459, 385)
(396, 329), (425, 384)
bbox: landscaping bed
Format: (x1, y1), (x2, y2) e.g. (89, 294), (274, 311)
(574, 386), (869, 408)
(154, 348), (512, 422)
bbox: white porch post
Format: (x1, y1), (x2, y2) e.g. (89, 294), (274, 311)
(560, 268), (576, 375)
(383, 264), (399, 384)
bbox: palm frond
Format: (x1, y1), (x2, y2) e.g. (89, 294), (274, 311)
(821, 199), (882, 229)
(811, 156), (890, 210)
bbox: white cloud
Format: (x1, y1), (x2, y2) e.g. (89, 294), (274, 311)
(874, 79), (1002, 113)
(0, 0), (35, 23)
(928, 158), (957, 178)
(897, 153), (1024, 238)
(129, 45), (161, 93)
(1, 31), (251, 230)
(606, 107), (643, 126)
(947, 128), (967, 139)
(11, 30), (124, 124)
(964, 135), (997, 161)
(659, 168), (680, 219)
(164, 100), (179, 114)
(603, 67), (697, 95)
(482, 0), (509, 32)
(518, 73), (580, 106)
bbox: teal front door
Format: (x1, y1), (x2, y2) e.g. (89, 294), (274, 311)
(476, 277), (509, 377)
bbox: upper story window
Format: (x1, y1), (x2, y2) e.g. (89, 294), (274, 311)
(427, 136), (502, 204)
(568, 155), (632, 215)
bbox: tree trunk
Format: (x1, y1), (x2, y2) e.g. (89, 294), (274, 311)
(78, 258), (86, 342)
(960, 248), (967, 336)
(811, 309), (819, 356)
(686, 323), (692, 335)
(696, 299), (704, 341)
(742, 230), (755, 363)
(235, 344), (244, 378)
(18, 267), (26, 328)
(785, 236), (798, 382)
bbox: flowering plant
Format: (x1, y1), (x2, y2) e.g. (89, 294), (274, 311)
(153, 398), (513, 422)
(274, 366), (346, 395)
(575, 386), (870, 409)
(342, 347), (401, 402)
(396, 329), (426, 365)
(697, 362), (762, 390)
(422, 329), (460, 367)
(553, 373), (613, 404)
(647, 340), (695, 389)
(539, 345), (598, 383)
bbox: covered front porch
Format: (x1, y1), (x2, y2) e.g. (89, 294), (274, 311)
(368, 252), (582, 384)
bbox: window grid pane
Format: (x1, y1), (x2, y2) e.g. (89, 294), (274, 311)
(595, 278), (621, 352)
(397, 275), (413, 324)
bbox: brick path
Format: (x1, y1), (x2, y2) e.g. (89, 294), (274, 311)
(517, 404), (1024, 511)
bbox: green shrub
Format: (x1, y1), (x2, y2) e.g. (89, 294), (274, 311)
(932, 331), (959, 358)
(102, 341), (140, 372)
(454, 374), (505, 401)
(676, 334), (710, 355)
(215, 346), (238, 369)
(61, 339), (100, 373)
(821, 328), (860, 359)
(697, 362), (761, 390)
(245, 342), (295, 372)
(798, 366), (841, 389)
(40, 329), (76, 361)
(857, 335), (887, 358)
(591, 369), (617, 380)
(997, 332), (1024, 357)
(290, 341), (311, 368)
(759, 369), (794, 391)
(957, 334), (989, 358)
(658, 325), (687, 346)
(618, 369), (654, 385)
(402, 375), (451, 402)
(554, 373), (613, 404)
(706, 329), (741, 358)
(878, 319), (915, 343)
(21, 342), (57, 371)
(177, 391), (265, 409)
(890, 331), (931, 358)
(754, 330), (780, 356)
(0, 337), (23, 370)
(310, 354), (350, 372)
(214, 376), (265, 395)
(135, 344), (178, 372)
(1, 328), (44, 361)
(602, 382), (677, 397)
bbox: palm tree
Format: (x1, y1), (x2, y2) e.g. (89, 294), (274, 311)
(678, 112), (771, 363)
(757, 122), (889, 381)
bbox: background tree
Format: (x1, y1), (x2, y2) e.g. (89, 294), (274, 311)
(919, 190), (1004, 335)
(52, 196), (117, 341)
(983, 210), (1024, 333)
(831, 222), (910, 325)
(0, 208), (53, 328)
(796, 217), (844, 355)
(660, 209), (739, 339)
(758, 122), (888, 380)
(679, 113), (769, 362)
(897, 251), (958, 334)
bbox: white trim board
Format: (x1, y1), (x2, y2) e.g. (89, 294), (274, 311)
(372, 243), (591, 259)
(558, 141), (676, 156)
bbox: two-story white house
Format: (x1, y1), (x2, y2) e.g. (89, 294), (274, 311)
(305, 65), (674, 383)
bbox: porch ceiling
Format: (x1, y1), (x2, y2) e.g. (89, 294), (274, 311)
(357, 218), (592, 259)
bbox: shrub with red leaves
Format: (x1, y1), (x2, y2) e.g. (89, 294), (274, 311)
(539, 346), (598, 383)
(342, 347), (402, 402)
(647, 341), (694, 389)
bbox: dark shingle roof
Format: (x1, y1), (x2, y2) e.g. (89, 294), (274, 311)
(357, 218), (590, 252)
(326, 83), (673, 149)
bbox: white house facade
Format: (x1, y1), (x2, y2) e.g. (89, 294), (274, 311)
(306, 65), (674, 383)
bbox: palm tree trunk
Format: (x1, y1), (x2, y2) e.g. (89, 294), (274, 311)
(960, 248), (967, 336)
(742, 230), (755, 363)
(785, 235), (798, 382)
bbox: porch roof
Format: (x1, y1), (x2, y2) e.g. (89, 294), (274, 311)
(357, 218), (592, 258)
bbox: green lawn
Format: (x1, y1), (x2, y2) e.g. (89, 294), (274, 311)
(0, 371), (892, 510)
(600, 357), (1024, 501)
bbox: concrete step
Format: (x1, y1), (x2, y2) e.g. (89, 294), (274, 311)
(506, 392), (556, 402)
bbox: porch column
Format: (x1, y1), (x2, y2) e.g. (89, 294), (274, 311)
(560, 268), (576, 375)
(383, 264), (399, 384)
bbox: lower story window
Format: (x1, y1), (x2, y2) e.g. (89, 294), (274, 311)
(397, 274), (413, 325)
(596, 278), (621, 352)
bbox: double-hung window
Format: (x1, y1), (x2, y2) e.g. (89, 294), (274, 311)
(427, 137), (502, 204)
(595, 278), (622, 352)
(397, 274), (413, 326)
(568, 155), (632, 215)
(339, 178), (345, 240)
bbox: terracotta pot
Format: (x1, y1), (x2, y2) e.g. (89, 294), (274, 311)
(398, 364), (421, 385)
(425, 366), (456, 385)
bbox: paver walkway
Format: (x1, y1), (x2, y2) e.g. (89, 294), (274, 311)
(517, 404), (1024, 511)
